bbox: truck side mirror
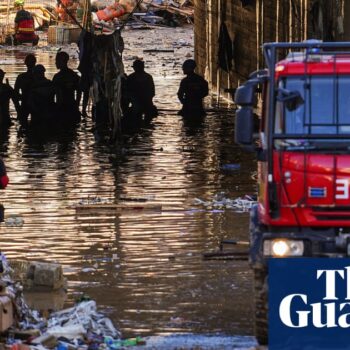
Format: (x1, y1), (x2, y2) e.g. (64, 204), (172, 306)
(235, 107), (254, 146)
(234, 83), (257, 106)
(277, 88), (304, 111)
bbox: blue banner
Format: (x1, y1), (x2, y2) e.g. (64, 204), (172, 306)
(269, 258), (350, 349)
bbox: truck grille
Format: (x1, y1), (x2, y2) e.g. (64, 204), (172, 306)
(312, 206), (350, 220)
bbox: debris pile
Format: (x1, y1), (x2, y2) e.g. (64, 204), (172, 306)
(0, 254), (127, 350)
(91, 0), (133, 34)
(142, 0), (194, 25)
(194, 193), (257, 212)
(90, 0), (193, 31)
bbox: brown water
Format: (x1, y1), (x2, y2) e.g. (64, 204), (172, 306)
(0, 27), (257, 339)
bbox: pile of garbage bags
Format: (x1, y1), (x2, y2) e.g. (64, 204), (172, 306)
(0, 253), (134, 350)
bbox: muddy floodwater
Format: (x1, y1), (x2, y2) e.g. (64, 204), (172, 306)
(0, 26), (257, 345)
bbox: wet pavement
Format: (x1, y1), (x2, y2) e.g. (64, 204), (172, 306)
(0, 26), (258, 348)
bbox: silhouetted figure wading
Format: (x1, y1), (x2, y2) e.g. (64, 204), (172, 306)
(53, 51), (81, 125)
(126, 60), (157, 125)
(15, 54), (36, 125)
(0, 69), (20, 128)
(28, 64), (55, 126)
(178, 59), (209, 119)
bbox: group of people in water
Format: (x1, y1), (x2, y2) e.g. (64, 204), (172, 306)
(0, 52), (209, 132)
(0, 52), (81, 129)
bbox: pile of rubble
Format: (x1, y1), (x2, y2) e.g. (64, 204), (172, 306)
(137, 0), (194, 26)
(0, 255), (141, 350)
(91, 0), (193, 33)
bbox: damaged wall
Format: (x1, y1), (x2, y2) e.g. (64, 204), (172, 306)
(194, 0), (347, 95)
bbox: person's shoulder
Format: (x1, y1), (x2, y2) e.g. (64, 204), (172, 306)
(67, 68), (80, 80)
(68, 68), (78, 75)
(44, 77), (53, 84)
(52, 71), (60, 81)
(5, 83), (13, 91)
(127, 72), (136, 79)
(2, 84), (14, 93)
(193, 72), (204, 79)
(15, 72), (26, 81)
(194, 73), (208, 84)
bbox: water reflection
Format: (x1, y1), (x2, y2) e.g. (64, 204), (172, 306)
(0, 28), (256, 338)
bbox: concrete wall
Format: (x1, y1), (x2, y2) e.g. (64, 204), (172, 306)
(195, 0), (347, 95)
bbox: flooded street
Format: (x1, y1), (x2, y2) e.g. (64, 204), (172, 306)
(0, 26), (257, 347)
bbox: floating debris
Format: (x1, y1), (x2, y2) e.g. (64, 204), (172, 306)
(194, 193), (257, 212)
(4, 216), (24, 227)
(78, 197), (112, 206)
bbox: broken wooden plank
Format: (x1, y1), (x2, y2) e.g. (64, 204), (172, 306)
(203, 250), (248, 260)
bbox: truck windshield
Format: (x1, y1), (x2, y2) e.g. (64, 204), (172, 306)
(275, 76), (350, 136)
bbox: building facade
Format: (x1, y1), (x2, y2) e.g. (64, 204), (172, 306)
(194, 0), (347, 96)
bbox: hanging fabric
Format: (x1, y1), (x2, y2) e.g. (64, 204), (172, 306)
(218, 21), (234, 72)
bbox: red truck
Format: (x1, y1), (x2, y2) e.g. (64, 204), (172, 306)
(234, 41), (350, 345)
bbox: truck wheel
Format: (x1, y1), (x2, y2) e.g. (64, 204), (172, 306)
(253, 266), (268, 345)
(249, 205), (268, 345)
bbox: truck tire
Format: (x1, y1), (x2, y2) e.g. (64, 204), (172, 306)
(249, 205), (268, 345)
(253, 266), (268, 345)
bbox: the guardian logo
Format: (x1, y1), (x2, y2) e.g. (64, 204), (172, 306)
(269, 259), (350, 350)
(279, 267), (350, 329)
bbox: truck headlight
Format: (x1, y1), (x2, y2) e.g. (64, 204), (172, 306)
(263, 239), (304, 257)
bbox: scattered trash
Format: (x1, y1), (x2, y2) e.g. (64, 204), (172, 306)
(91, 0), (193, 31)
(0, 253), (124, 350)
(194, 193), (257, 212)
(78, 197), (112, 206)
(5, 216), (24, 227)
(143, 0), (194, 23)
(104, 335), (146, 348)
(132, 12), (164, 25)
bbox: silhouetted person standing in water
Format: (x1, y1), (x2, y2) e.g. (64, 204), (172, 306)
(53, 51), (81, 125)
(28, 64), (55, 126)
(15, 53), (36, 125)
(0, 69), (20, 128)
(178, 59), (209, 118)
(126, 59), (157, 125)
